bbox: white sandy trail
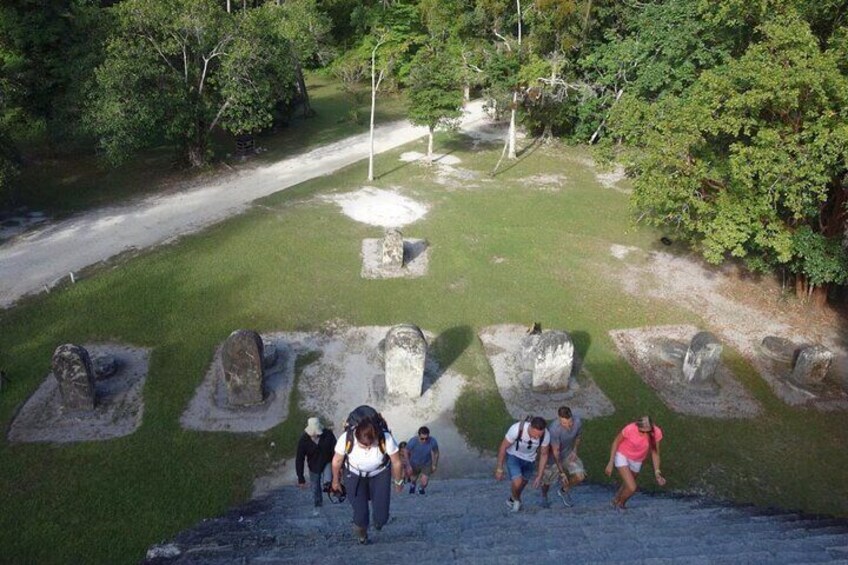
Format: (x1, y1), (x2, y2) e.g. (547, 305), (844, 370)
(0, 102), (486, 308)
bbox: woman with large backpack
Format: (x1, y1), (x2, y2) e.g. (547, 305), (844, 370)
(604, 416), (667, 510)
(330, 406), (404, 545)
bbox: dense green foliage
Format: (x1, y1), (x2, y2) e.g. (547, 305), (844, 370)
(4, 1), (842, 292)
(407, 40), (463, 155)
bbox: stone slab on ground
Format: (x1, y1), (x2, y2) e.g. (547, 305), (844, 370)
(478, 324), (614, 420)
(180, 335), (295, 432)
(754, 339), (848, 410)
(609, 325), (762, 419)
(613, 248), (848, 411)
(361, 238), (429, 279)
(8, 343), (150, 443)
(251, 324), (493, 497)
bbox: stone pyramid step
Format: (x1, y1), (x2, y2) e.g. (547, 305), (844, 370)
(144, 478), (848, 564)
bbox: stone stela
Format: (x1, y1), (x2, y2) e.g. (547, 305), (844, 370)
(517, 330), (574, 392)
(222, 329), (267, 406)
(789, 345), (833, 388)
(52, 344), (97, 411)
(681, 331), (722, 391)
(381, 228), (405, 270)
(383, 324), (427, 398)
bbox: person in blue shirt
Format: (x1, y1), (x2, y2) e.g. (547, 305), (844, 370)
(403, 426), (440, 495)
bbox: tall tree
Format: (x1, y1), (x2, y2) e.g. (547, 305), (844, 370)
(407, 41), (463, 161)
(87, 0), (296, 167)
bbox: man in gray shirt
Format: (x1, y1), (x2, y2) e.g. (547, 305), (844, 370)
(540, 406), (585, 507)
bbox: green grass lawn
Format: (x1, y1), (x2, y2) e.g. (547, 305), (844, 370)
(1, 132), (846, 563)
(7, 73), (408, 218)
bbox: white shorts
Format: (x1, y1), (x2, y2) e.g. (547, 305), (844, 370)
(614, 452), (642, 473)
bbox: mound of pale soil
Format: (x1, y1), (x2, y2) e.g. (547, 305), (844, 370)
(321, 188), (428, 228)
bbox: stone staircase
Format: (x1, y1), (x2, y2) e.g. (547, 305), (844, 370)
(144, 478), (848, 564)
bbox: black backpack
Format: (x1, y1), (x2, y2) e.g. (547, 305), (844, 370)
(343, 405), (391, 471)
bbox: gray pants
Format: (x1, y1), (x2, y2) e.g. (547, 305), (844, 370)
(344, 466), (391, 529)
(309, 463), (329, 507)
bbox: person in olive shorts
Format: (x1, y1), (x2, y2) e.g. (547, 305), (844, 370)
(540, 406), (585, 508)
(404, 426), (440, 495)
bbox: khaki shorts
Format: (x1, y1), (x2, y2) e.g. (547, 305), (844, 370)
(540, 456), (586, 486)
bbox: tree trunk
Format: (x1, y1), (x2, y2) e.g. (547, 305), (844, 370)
(186, 144), (206, 168)
(463, 84), (470, 103)
(368, 69), (378, 181)
(795, 275), (807, 299)
(812, 285), (829, 308)
(226, 0), (231, 12)
(508, 90), (518, 159)
(292, 57), (314, 118)
(427, 127), (434, 163)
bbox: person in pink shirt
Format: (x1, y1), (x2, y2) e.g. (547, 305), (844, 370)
(604, 416), (667, 509)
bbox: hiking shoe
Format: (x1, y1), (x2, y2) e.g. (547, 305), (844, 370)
(353, 526), (368, 544)
(506, 498), (521, 512)
(557, 488), (573, 508)
(418, 487), (426, 495)
(408, 484), (416, 495)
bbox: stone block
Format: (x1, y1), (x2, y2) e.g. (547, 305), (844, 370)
(384, 324), (427, 398)
(682, 332), (722, 385)
(789, 345), (833, 387)
(222, 329), (265, 406)
(381, 228), (404, 270)
(518, 331), (574, 392)
(52, 344), (96, 411)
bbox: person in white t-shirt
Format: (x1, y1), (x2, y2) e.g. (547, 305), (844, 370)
(495, 416), (550, 512)
(330, 419), (403, 544)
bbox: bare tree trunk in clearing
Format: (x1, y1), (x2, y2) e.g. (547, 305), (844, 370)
(367, 41), (385, 182)
(463, 84), (470, 102)
(226, 0), (231, 12)
(427, 127), (434, 163)
(508, 90), (518, 159)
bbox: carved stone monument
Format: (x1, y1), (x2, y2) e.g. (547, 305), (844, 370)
(384, 324), (427, 398)
(789, 345), (833, 387)
(52, 344), (96, 411)
(381, 228), (405, 270)
(682, 331), (723, 386)
(518, 330), (574, 391)
(221, 329), (265, 406)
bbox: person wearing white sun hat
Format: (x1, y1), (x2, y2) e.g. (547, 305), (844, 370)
(296, 416), (336, 510)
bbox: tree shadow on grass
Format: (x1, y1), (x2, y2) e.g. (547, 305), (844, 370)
(424, 325), (474, 394)
(490, 137), (543, 178)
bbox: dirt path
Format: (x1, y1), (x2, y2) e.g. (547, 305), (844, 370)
(0, 102), (486, 309)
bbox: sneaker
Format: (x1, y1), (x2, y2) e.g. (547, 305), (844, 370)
(418, 487), (426, 495)
(353, 526), (368, 544)
(408, 484), (416, 495)
(506, 498), (521, 512)
(557, 488), (573, 508)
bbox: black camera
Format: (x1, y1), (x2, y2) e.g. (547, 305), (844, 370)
(322, 481), (346, 503)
